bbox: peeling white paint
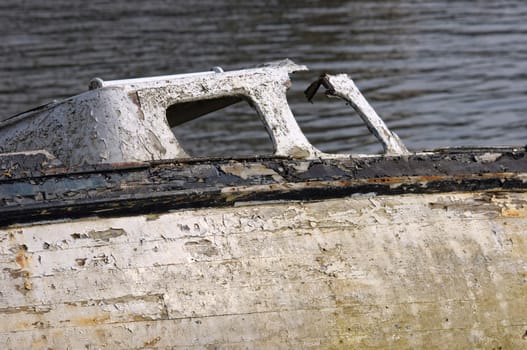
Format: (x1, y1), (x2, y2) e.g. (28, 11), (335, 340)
(0, 60), (334, 167)
(306, 74), (410, 155)
(1, 191), (527, 348)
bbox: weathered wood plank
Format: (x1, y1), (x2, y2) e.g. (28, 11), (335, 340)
(1, 309), (339, 349)
(1, 192), (527, 348)
(2, 310), (526, 349)
(0, 294), (168, 333)
(2, 150), (527, 227)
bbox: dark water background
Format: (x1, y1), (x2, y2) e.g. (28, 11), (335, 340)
(1, 1), (526, 156)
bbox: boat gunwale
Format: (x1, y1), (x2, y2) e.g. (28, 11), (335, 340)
(1, 147), (527, 228)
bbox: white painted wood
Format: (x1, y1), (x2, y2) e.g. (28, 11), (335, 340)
(0, 60), (331, 166)
(323, 74), (410, 155)
(1, 191), (527, 348)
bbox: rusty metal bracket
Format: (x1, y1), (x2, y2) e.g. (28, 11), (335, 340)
(305, 74), (410, 156)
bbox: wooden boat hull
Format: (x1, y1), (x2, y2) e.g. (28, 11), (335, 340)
(2, 196), (527, 348)
(1, 149), (527, 349)
(2, 60), (525, 348)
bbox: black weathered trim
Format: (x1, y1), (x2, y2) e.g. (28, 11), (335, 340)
(1, 148), (527, 227)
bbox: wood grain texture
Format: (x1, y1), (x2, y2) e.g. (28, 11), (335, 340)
(1, 191), (527, 349)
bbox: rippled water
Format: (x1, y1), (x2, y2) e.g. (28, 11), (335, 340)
(1, 1), (526, 155)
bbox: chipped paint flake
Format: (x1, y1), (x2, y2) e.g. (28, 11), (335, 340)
(1, 191), (527, 348)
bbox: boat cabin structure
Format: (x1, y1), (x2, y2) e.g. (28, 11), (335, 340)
(0, 60), (526, 349)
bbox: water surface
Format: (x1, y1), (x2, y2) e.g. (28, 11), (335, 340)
(1, 1), (526, 155)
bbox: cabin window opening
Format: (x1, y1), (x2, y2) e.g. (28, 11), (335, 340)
(167, 96), (274, 158)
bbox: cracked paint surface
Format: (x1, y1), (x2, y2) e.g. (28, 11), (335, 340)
(0, 60), (526, 349)
(1, 191), (527, 349)
(0, 60), (330, 167)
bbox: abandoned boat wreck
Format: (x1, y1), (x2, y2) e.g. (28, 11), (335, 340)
(0, 60), (526, 349)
